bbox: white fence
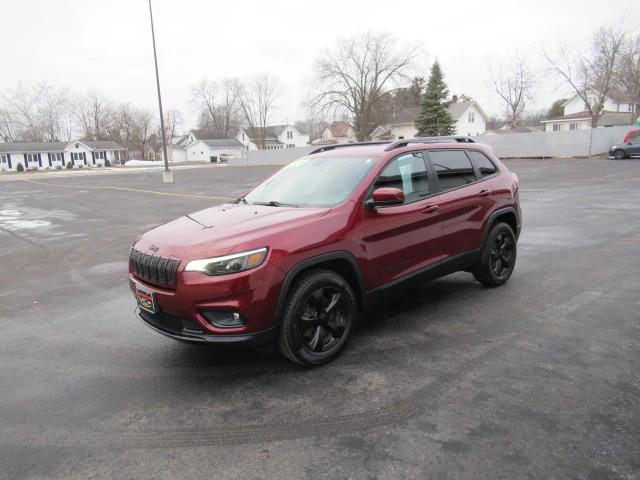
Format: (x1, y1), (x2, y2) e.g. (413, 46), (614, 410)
(228, 126), (630, 166)
(470, 125), (629, 158)
(229, 146), (315, 166)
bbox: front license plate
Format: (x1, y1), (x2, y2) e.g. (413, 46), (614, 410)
(135, 284), (157, 313)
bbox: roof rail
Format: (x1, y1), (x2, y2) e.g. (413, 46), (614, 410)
(308, 141), (391, 155)
(383, 136), (475, 151)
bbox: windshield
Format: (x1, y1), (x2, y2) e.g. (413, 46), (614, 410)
(244, 156), (378, 207)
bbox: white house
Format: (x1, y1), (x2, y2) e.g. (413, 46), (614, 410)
(540, 91), (635, 132)
(0, 140), (124, 172)
(448, 100), (489, 136)
(312, 121), (357, 145)
(369, 99), (488, 141)
(171, 130), (247, 162)
(186, 138), (246, 162)
(169, 134), (189, 162)
(236, 125), (309, 150)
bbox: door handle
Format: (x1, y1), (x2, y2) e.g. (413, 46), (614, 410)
(422, 205), (439, 214)
(479, 189), (491, 197)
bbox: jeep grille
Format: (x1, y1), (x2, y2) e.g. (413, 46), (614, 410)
(129, 248), (180, 286)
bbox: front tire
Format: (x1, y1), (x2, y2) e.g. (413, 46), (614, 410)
(278, 269), (356, 366)
(614, 149), (626, 160)
(473, 222), (517, 287)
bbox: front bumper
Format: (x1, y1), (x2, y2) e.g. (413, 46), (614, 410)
(137, 308), (275, 346)
(129, 259), (286, 338)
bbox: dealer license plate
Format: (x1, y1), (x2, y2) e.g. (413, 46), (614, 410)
(135, 284), (157, 313)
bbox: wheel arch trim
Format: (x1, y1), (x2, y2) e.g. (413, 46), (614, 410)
(274, 251), (368, 324)
(483, 207), (520, 246)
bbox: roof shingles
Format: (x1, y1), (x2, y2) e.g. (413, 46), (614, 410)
(0, 140), (124, 153)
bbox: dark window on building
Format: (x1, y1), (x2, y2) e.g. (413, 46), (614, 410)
(467, 150), (497, 177)
(429, 150), (476, 191)
(372, 152), (429, 204)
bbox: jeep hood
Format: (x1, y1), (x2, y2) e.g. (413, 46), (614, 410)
(134, 203), (331, 260)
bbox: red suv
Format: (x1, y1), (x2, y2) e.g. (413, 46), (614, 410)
(129, 137), (521, 365)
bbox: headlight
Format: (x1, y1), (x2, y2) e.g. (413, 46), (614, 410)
(184, 248), (268, 276)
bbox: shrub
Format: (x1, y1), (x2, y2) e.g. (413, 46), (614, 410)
(16, 163), (24, 172)
(55, 165), (62, 170)
(66, 162), (73, 169)
(105, 159), (111, 167)
(78, 164), (84, 169)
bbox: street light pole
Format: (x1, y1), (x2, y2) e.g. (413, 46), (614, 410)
(146, 0), (173, 183)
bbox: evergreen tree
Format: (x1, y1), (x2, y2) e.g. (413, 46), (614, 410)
(548, 98), (567, 119)
(416, 61), (456, 136)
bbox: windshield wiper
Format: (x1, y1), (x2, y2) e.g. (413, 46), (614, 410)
(252, 200), (299, 208)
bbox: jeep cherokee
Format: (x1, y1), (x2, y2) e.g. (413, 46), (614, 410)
(129, 137), (522, 365)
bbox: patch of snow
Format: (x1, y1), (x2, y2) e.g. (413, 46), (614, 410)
(124, 160), (164, 167)
(0, 210), (22, 216)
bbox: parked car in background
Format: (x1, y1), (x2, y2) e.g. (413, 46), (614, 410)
(609, 136), (640, 159)
(129, 137), (522, 365)
(623, 129), (640, 143)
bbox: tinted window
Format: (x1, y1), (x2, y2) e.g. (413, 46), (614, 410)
(467, 150), (497, 177)
(429, 150), (476, 191)
(372, 153), (429, 203)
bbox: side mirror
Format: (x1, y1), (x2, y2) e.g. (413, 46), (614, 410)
(365, 187), (405, 208)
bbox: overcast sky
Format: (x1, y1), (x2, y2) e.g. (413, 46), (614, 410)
(2, 0), (638, 130)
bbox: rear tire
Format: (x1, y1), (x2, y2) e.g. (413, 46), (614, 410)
(473, 222), (517, 287)
(614, 149), (626, 160)
(278, 269), (356, 366)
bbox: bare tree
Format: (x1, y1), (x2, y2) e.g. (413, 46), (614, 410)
(0, 82), (74, 142)
(110, 103), (136, 160)
(310, 32), (418, 141)
(491, 55), (534, 129)
(237, 74), (279, 149)
(164, 109), (183, 139)
(190, 78), (242, 137)
(75, 90), (114, 140)
(294, 117), (327, 142)
(545, 26), (627, 128)
(0, 107), (20, 142)
(616, 33), (640, 123)
(1, 82), (39, 141)
(108, 104), (155, 160)
(133, 109), (155, 160)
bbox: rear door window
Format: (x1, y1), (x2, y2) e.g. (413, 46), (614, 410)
(467, 150), (497, 177)
(429, 150), (477, 191)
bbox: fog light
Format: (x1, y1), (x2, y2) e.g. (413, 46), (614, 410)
(201, 310), (244, 328)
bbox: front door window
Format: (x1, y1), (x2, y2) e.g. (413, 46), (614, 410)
(371, 152), (429, 204)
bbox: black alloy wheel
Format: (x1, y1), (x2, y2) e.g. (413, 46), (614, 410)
(490, 230), (516, 278)
(298, 286), (348, 353)
(473, 222), (517, 287)
(278, 269), (356, 366)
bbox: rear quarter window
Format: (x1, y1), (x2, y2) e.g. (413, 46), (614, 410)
(467, 150), (498, 177)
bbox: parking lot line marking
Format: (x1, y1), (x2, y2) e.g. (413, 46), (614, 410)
(20, 179), (235, 201)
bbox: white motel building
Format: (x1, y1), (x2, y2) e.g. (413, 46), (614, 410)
(0, 140), (125, 171)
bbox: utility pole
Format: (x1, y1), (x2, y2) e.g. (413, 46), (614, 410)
(146, 0), (173, 183)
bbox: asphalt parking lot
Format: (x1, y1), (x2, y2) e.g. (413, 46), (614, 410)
(1, 158), (640, 479)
